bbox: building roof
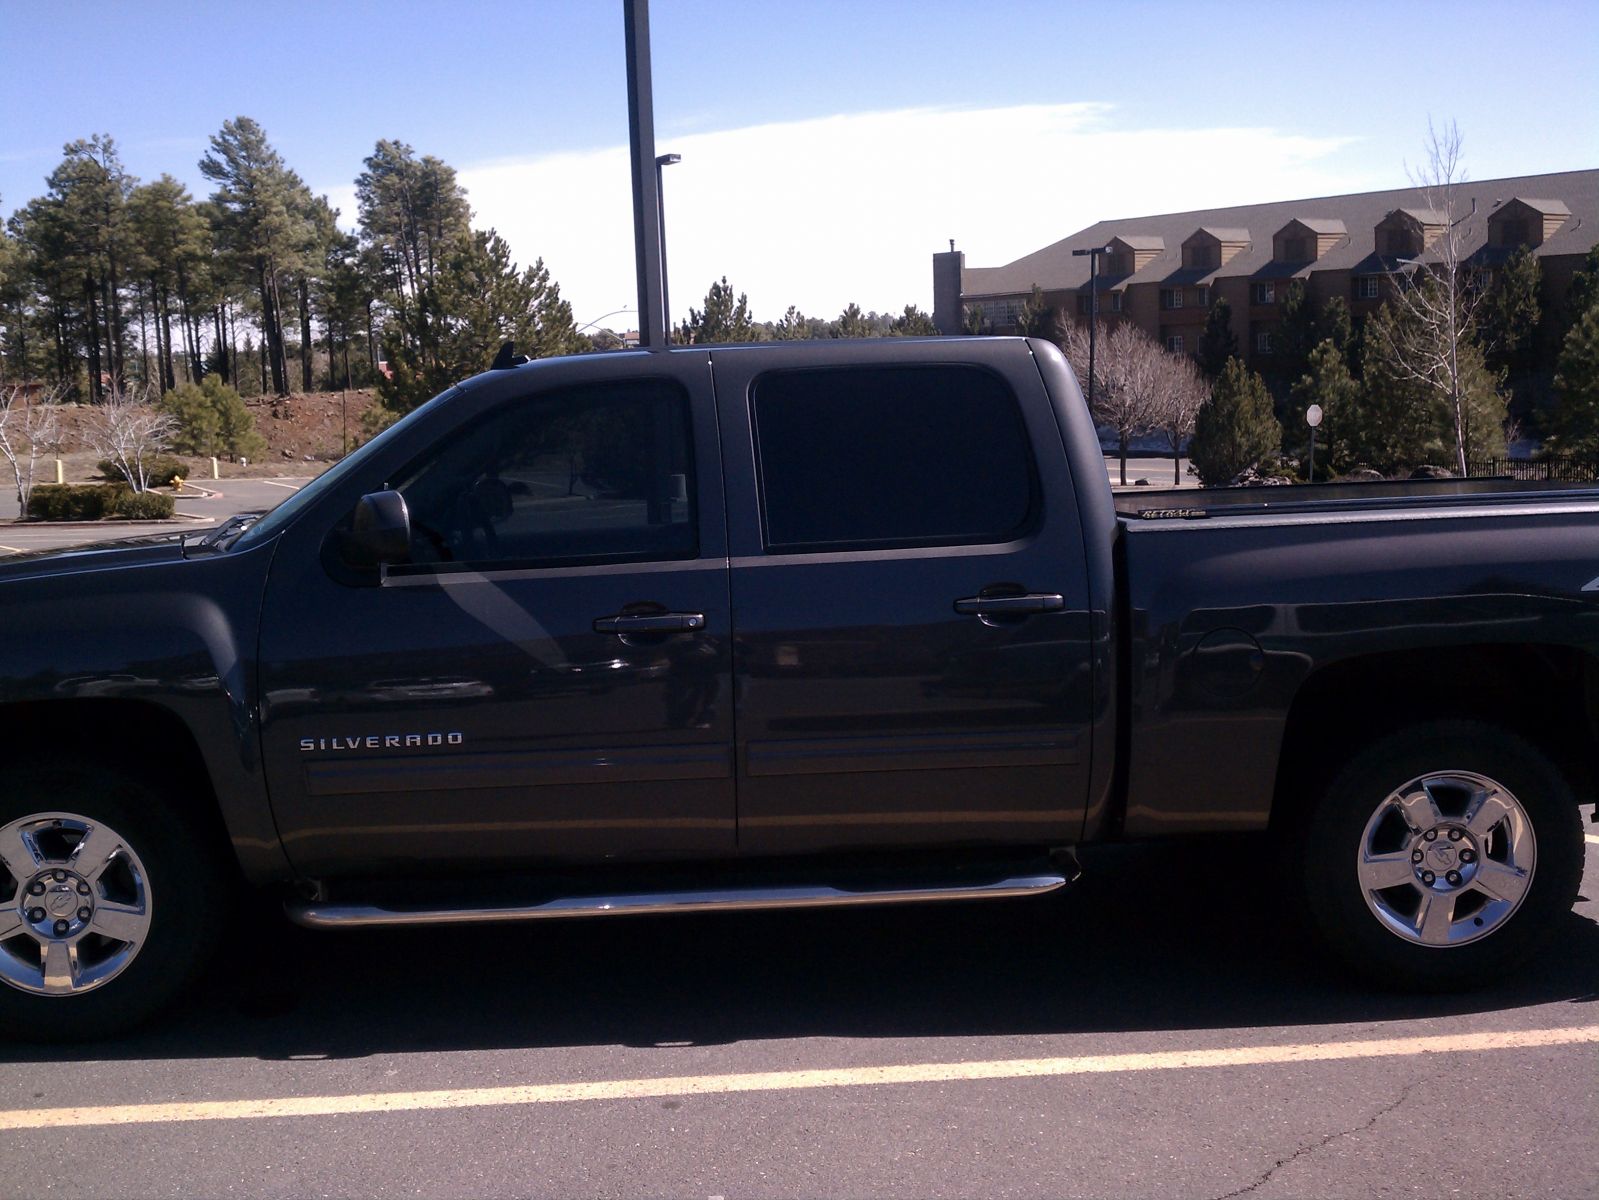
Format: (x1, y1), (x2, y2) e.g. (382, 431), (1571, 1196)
(959, 168), (1598, 299)
(1507, 197), (1571, 215)
(1283, 217), (1347, 234)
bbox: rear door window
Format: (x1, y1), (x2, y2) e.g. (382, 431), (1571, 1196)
(751, 365), (1038, 552)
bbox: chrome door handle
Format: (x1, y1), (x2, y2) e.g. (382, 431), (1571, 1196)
(953, 594), (1065, 617)
(593, 612), (705, 634)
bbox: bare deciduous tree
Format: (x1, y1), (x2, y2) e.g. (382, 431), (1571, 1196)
(0, 383), (63, 517)
(1371, 120), (1489, 475)
(1063, 320), (1174, 484)
(1152, 350), (1210, 485)
(83, 386), (176, 493)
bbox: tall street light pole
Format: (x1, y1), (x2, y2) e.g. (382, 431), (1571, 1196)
(1071, 245), (1113, 417)
(656, 153), (680, 342)
(623, 0), (666, 348)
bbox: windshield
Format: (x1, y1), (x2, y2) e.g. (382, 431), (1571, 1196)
(231, 387), (460, 550)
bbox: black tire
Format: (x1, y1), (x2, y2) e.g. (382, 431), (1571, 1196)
(0, 765), (231, 1042)
(1301, 720), (1584, 991)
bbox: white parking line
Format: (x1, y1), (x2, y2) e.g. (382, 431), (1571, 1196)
(1586, 834), (1599, 846)
(258, 480), (302, 490)
(2, 1025), (1595, 1131)
(0, 545), (23, 554)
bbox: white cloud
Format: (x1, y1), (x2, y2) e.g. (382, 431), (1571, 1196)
(361, 104), (1372, 332)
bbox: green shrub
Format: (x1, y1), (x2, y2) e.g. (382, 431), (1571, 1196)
(27, 484), (131, 521)
(112, 491), (176, 520)
(159, 375), (267, 461)
(99, 455), (186, 488)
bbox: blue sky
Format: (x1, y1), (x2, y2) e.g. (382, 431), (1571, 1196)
(3, 0), (1595, 326)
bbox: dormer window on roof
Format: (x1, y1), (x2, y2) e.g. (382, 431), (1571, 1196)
(1489, 198), (1571, 249)
(1273, 218), (1346, 264)
(1180, 228), (1249, 272)
(1375, 209), (1446, 260)
(1101, 235), (1164, 278)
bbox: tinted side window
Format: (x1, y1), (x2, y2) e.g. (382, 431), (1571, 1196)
(392, 379), (696, 571)
(752, 366), (1037, 552)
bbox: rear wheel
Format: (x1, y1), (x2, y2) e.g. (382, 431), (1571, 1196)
(0, 767), (230, 1041)
(1301, 721), (1583, 990)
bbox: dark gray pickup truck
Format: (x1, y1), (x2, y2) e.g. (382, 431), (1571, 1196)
(1, 336), (1592, 1039)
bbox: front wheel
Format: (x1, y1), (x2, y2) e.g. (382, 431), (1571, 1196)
(0, 767), (230, 1041)
(1301, 721), (1584, 990)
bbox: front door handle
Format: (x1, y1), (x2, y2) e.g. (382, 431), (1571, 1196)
(953, 593), (1065, 617)
(594, 612), (706, 635)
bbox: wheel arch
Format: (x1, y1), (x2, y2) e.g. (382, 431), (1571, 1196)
(1271, 643), (1599, 833)
(0, 698), (245, 882)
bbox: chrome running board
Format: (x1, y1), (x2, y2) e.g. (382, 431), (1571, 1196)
(285, 868), (1071, 930)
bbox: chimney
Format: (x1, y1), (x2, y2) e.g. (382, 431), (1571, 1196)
(933, 245), (966, 335)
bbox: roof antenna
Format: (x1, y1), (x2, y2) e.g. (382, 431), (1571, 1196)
(490, 341), (527, 370)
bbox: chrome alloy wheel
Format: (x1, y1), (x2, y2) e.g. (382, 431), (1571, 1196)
(1355, 770), (1535, 949)
(0, 812), (153, 996)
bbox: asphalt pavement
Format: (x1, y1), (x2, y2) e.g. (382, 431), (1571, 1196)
(0, 478), (310, 554)
(1, 822), (1595, 1198)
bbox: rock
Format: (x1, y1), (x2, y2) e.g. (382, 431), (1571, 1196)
(1341, 467), (1386, 482)
(1409, 464), (1456, 479)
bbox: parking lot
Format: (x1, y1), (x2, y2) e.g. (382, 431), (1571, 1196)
(1, 824), (1594, 1198)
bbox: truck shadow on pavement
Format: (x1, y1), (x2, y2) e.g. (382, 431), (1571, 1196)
(5, 838), (1597, 1063)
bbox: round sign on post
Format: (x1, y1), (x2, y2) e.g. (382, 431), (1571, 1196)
(1305, 404), (1323, 484)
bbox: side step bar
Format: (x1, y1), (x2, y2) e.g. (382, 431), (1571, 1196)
(285, 864), (1074, 930)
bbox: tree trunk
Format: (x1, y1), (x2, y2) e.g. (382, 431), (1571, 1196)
(258, 262), (286, 396)
(212, 306), (229, 385)
(299, 275), (313, 392)
(84, 273), (103, 403)
(1118, 433), (1129, 486)
(105, 244), (126, 390)
(366, 299), (377, 374)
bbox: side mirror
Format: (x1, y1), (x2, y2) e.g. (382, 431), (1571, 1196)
(344, 490), (412, 567)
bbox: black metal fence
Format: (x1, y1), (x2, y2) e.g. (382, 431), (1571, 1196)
(1467, 456), (1599, 482)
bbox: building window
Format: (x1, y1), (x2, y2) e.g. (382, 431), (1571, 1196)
(1256, 331), (1274, 355)
(1166, 334), (1185, 354)
(1108, 291), (1123, 313)
(1354, 276), (1381, 301)
(1496, 218), (1529, 247)
(1253, 282), (1275, 305)
(1160, 288), (1183, 310)
(1195, 287), (1210, 308)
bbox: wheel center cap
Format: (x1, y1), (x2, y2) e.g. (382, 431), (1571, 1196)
(1429, 843), (1458, 868)
(44, 888), (79, 918)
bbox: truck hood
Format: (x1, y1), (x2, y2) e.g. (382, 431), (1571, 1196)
(0, 533), (189, 583)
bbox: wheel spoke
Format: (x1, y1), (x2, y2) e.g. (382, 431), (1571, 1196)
(0, 908), (25, 942)
(1359, 851), (1417, 891)
(1471, 859), (1530, 905)
(1396, 787), (1444, 833)
(0, 824), (41, 882)
(69, 822), (124, 883)
(39, 939), (77, 994)
(1415, 891), (1456, 945)
(89, 900), (147, 944)
(1463, 787), (1514, 838)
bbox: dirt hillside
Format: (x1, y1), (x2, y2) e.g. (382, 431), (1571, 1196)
(50, 390), (379, 481)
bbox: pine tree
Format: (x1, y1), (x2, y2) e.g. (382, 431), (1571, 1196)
(1478, 247), (1542, 402)
(678, 277), (755, 344)
(200, 117), (319, 397)
(890, 304), (938, 336)
(1289, 339), (1359, 477)
(373, 230), (583, 421)
(834, 301), (871, 338)
(773, 305), (809, 340)
(1550, 305), (1599, 451)
(1016, 285), (1055, 339)
(1188, 358), (1280, 486)
(1196, 297), (1238, 378)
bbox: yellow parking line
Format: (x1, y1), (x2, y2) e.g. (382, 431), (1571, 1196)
(0, 545), (24, 553)
(1586, 834), (1599, 846)
(3, 1025), (1596, 1131)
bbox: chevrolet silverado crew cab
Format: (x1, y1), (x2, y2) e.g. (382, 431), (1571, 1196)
(1, 337), (1592, 1040)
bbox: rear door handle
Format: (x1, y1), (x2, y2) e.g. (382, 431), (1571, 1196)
(953, 594), (1065, 616)
(594, 612), (706, 634)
